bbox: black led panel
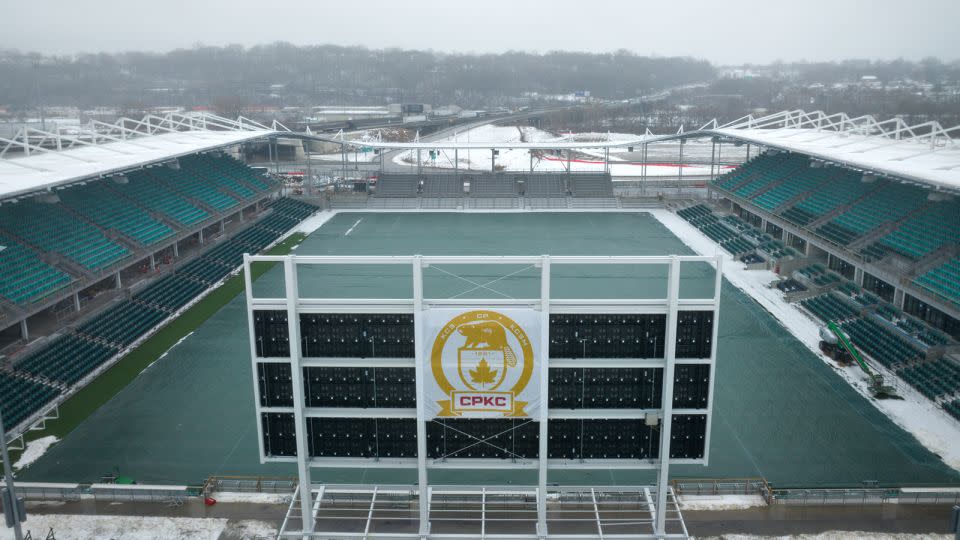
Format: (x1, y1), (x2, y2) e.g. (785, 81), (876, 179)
(676, 311), (714, 358)
(673, 364), (710, 409)
(253, 310), (290, 357)
(549, 368), (663, 409)
(669, 414), (707, 459)
(307, 418), (417, 458)
(299, 314), (415, 358)
(548, 419), (658, 460)
(303, 367), (416, 407)
(261, 412), (296, 457)
(549, 314), (666, 359)
(258, 362), (293, 407)
(427, 419), (539, 459)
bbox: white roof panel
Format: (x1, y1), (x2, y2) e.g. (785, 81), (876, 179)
(0, 129), (273, 200)
(710, 127), (960, 190)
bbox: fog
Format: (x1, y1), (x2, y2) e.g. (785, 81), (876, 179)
(4, 0), (959, 64)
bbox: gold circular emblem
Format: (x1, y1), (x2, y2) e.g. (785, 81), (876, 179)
(430, 310), (534, 395)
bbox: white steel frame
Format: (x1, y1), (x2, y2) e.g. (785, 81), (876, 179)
(243, 254), (722, 539)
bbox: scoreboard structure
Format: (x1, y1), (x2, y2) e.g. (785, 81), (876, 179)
(244, 254), (721, 539)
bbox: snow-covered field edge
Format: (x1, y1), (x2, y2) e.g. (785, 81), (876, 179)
(647, 209), (960, 472)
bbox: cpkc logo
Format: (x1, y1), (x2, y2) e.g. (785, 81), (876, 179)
(430, 310), (534, 417)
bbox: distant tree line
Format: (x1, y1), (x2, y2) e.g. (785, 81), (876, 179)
(2, 44), (958, 129)
(0, 43), (714, 110)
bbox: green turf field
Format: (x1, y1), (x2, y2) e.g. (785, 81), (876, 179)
(18, 213), (960, 488)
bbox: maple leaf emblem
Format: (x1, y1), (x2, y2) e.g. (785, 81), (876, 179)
(469, 357), (498, 387)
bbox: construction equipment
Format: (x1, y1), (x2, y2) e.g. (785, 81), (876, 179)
(819, 321), (898, 398)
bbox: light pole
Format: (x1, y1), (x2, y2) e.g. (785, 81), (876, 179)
(1, 410), (24, 540)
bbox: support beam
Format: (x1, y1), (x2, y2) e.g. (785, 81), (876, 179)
(149, 253), (156, 272)
(115, 272), (122, 290)
(73, 292), (81, 312)
(199, 229), (204, 245)
(19, 319), (28, 341)
(412, 255), (430, 537)
(537, 255), (551, 538)
(655, 256), (680, 536)
(173, 241), (179, 258)
(590, 488), (603, 538)
(285, 257), (314, 535)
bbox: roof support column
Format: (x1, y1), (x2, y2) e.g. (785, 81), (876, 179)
(677, 139), (684, 197)
(710, 139), (716, 181)
(641, 143), (647, 198)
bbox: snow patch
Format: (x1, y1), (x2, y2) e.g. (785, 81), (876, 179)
(13, 436), (58, 470)
(0, 514), (228, 540)
(294, 210), (336, 235)
(209, 491), (291, 504)
(648, 208), (960, 472)
(221, 519), (279, 539)
(390, 123), (727, 177)
(678, 494), (766, 511)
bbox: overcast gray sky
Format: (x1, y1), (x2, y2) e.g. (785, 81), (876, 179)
(3, 0), (958, 65)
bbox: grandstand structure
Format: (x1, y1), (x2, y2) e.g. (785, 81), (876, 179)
(365, 171), (617, 210)
(0, 113), (320, 438)
(670, 110), (960, 423)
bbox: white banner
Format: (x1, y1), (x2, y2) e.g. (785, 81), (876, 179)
(423, 309), (542, 419)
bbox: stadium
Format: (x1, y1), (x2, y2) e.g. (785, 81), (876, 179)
(1, 109), (959, 538)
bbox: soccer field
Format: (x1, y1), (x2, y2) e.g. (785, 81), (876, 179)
(19, 212), (960, 487)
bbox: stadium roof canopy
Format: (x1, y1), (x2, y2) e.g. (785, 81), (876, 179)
(352, 109), (960, 193)
(0, 113), (277, 201)
(700, 110), (960, 192)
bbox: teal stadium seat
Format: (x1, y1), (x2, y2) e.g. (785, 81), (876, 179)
(59, 181), (174, 246)
(115, 170), (211, 226)
(0, 201), (129, 270)
(914, 257), (960, 309)
(781, 168), (872, 226)
(877, 199), (960, 260)
(0, 372), (60, 428)
(0, 235), (73, 304)
(816, 182), (927, 246)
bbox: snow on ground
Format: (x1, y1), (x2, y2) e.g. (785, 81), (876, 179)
(678, 494), (767, 511)
(648, 209), (960, 472)
(311, 151), (378, 163)
(695, 534), (951, 540)
(221, 519), (279, 538)
(390, 123), (728, 177)
(292, 209), (337, 235)
(209, 491), (291, 504)
(0, 514), (228, 540)
(13, 435), (58, 470)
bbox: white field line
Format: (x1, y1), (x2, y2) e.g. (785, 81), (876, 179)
(344, 218), (363, 236)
